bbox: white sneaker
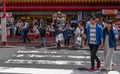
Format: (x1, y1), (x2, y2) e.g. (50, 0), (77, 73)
(110, 63), (116, 70)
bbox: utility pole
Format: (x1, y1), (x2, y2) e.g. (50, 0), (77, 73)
(1, 0), (7, 46)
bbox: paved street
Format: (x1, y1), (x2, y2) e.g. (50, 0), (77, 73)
(0, 47), (119, 74)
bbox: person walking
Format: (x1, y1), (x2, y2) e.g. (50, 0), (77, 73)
(86, 16), (103, 71)
(103, 20), (116, 74)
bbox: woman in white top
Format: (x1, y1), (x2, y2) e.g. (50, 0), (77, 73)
(74, 21), (85, 48)
(33, 23), (39, 41)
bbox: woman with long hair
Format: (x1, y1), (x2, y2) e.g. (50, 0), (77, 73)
(74, 21), (85, 48)
(103, 20), (116, 74)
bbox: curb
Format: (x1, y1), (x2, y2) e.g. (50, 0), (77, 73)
(0, 45), (120, 51)
(0, 45), (25, 48)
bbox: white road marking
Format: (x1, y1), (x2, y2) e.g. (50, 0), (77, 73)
(5, 59), (104, 66)
(17, 50), (90, 54)
(0, 67), (119, 74)
(108, 71), (120, 74)
(0, 67), (73, 74)
(13, 54), (90, 59)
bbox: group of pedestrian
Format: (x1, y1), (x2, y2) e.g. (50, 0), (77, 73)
(86, 16), (117, 74)
(15, 19), (31, 43)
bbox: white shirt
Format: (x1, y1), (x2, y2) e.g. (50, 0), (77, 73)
(90, 24), (96, 44)
(75, 27), (84, 36)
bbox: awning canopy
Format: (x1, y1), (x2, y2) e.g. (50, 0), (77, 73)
(0, 0), (119, 3)
(0, 0), (120, 11)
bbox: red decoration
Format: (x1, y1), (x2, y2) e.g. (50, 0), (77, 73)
(3, 0), (6, 18)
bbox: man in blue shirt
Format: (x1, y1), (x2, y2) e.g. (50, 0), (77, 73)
(86, 16), (103, 71)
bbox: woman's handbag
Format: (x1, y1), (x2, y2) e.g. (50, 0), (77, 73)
(81, 34), (86, 41)
(75, 37), (82, 45)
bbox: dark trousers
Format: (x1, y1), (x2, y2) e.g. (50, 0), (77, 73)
(64, 39), (70, 46)
(89, 44), (100, 68)
(115, 39), (117, 50)
(23, 30), (30, 43)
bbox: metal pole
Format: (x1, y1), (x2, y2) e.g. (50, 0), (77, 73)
(1, 0), (7, 46)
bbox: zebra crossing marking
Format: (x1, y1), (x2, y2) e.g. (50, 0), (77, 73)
(5, 59), (104, 66)
(0, 67), (119, 74)
(17, 50), (90, 54)
(13, 54), (90, 59)
(0, 67), (73, 74)
(5, 50), (104, 66)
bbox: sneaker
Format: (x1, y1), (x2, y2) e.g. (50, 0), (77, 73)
(89, 67), (95, 71)
(111, 63), (116, 70)
(104, 69), (110, 74)
(97, 62), (101, 69)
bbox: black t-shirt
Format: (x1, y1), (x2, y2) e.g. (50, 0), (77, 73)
(40, 28), (46, 37)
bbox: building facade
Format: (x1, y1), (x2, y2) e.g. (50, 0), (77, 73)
(0, 0), (120, 23)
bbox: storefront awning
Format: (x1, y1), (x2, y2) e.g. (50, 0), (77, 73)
(0, 0), (120, 11)
(6, 0), (120, 3)
(0, 0), (120, 4)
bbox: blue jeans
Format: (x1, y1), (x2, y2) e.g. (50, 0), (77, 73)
(41, 37), (46, 47)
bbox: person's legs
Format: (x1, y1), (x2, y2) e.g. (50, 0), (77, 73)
(57, 41), (61, 49)
(105, 48), (114, 70)
(115, 39), (117, 50)
(41, 37), (43, 47)
(42, 37), (46, 47)
(10, 28), (13, 37)
(93, 45), (101, 69)
(26, 31), (31, 42)
(67, 39), (70, 47)
(89, 44), (100, 70)
(64, 40), (67, 47)
(89, 44), (95, 69)
(81, 39), (84, 47)
(19, 30), (24, 39)
(23, 31), (27, 43)
(110, 48), (116, 70)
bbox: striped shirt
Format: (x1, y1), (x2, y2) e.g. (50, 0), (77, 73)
(90, 25), (96, 44)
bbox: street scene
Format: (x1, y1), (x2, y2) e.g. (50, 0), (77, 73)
(0, 0), (120, 74)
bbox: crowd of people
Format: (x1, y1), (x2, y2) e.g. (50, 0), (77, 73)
(6, 16), (120, 74)
(7, 17), (119, 48)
